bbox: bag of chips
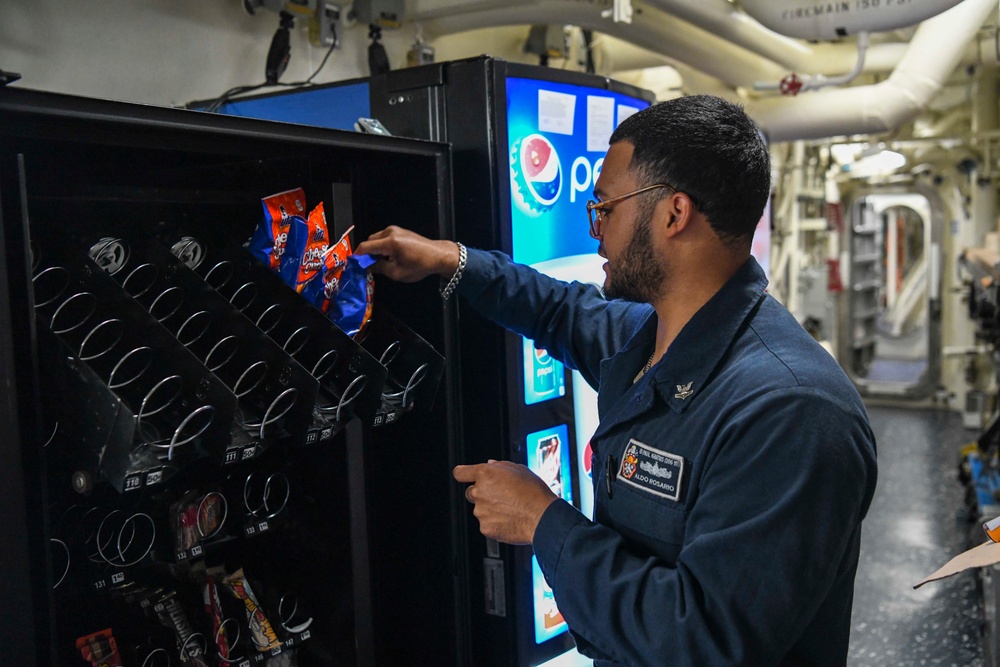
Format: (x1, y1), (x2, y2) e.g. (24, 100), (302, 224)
(248, 188), (307, 271)
(279, 202), (330, 293)
(329, 253), (376, 338)
(302, 225), (353, 314)
(249, 190), (374, 338)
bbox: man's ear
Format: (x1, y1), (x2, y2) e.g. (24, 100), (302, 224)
(661, 193), (694, 236)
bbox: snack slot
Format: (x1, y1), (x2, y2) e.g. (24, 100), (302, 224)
(32, 242), (239, 494)
(165, 232), (443, 430)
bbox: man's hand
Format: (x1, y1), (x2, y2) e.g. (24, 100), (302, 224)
(453, 460), (558, 545)
(354, 226), (460, 283)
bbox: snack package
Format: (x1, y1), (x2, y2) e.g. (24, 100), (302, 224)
(329, 253), (376, 338)
(75, 628), (123, 667)
(279, 202), (329, 293)
(302, 225), (353, 314)
(151, 590), (211, 667)
(203, 579), (232, 662)
(171, 491), (200, 552)
(222, 568), (281, 651)
(248, 188), (307, 271)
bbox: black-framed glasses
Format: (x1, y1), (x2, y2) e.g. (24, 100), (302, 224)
(586, 183), (677, 239)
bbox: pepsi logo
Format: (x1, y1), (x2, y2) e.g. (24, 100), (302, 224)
(510, 134), (562, 215)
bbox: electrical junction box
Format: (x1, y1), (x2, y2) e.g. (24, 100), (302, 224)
(352, 0), (404, 28)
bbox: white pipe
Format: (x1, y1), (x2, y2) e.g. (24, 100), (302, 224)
(588, 33), (672, 74)
(418, 0), (995, 119)
(417, 0), (789, 88)
(641, 0), (812, 68)
(641, 0), (908, 75)
(611, 66), (684, 97)
(587, 34), (739, 100)
(747, 0), (997, 142)
(915, 107), (970, 138)
(742, 0), (965, 40)
(667, 62), (744, 101)
(796, 30), (869, 92)
(417, 1), (917, 85)
(754, 31), (869, 93)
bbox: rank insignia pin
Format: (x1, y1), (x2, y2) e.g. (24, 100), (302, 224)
(674, 382), (694, 400)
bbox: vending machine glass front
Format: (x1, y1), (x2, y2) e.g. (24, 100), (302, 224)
(504, 72), (652, 660)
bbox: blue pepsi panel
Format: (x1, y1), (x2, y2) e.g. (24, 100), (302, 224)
(216, 82), (370, 131)
(531, 555), (567, 645)
(506, 77), (651, 268)
(506, 76), (650, 652)
(525, 424), (573, 505)
(525, 423), (573, 645)
(523, 337), (566, 405)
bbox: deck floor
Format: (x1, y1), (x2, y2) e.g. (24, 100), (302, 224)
(848, 405), (984, 666)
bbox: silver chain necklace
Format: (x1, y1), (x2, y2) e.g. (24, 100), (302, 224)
(634, 352), (656, 384)
(643, 352), (655, 374)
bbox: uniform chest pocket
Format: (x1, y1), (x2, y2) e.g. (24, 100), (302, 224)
(605, 482), (688, 555)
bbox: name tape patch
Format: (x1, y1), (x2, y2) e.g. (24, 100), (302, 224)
(618, 438), (684, 501)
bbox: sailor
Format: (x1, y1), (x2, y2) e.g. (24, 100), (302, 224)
(356, 94), (878, 666)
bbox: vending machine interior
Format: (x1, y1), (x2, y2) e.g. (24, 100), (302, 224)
(0, 87), (463, 667)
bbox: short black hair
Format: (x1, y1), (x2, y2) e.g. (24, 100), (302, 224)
(609, 95), (770, 249)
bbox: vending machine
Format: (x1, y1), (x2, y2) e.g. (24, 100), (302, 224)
(0, 86), (459, 667)
(367, 56), (654, 666)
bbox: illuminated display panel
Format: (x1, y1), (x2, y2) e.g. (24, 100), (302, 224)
(505, 76), (651, 650)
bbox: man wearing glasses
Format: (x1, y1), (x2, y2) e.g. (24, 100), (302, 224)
(356, 95), (877, 666)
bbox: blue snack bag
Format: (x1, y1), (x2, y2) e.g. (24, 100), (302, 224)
(248, 188), (307, 271)
(302, 225), (353, 313)
(330, 253), (376, 337)
(279, 202), (329, 292)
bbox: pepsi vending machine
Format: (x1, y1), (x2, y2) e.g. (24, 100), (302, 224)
(370, 57), (654, 666)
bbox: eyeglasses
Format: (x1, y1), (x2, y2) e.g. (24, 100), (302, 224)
(586, 183), (677, 239)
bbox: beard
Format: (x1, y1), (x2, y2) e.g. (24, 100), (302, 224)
(603, 203), (667, 303)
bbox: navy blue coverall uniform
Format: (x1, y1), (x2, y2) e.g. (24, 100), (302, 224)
(456, 248), (878, 666)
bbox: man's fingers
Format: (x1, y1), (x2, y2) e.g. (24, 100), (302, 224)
(453, 464), (480, 483)
(366, 227), (393, 240)
(357, 225), (404, 255)
(465, 485), (475, 503)
(355, 236), (393, 259)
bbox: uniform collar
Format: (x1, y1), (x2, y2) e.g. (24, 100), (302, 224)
(650, 256), (768, 413)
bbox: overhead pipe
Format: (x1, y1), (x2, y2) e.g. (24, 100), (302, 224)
(747, 0), (998, 142)
(413, 0), (906, 77)
(586, 32), (673, 73)
(754, 31), (870, 95)
(417, 0), (789, 88)
(636, 0), (998, 82)
(417, 0), (995, 140)
(586, 19), (907, 79)
(415, 0), (966, 97)
(641, 0), (906, 75)
(740, 0), (966, 40)
(643, 0), (812, 67)
(915, 107), (971, 138)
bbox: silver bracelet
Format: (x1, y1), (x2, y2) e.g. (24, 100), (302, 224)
(440, 242), (467, 301)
